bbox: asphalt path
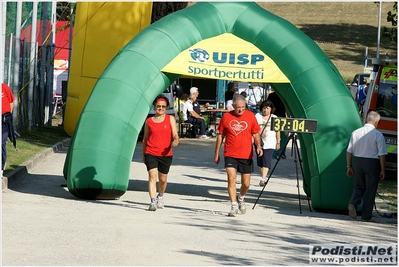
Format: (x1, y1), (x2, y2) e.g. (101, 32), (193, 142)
(2, 138), (397, 266)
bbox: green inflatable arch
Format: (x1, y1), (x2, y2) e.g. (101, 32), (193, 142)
(64, 2), (362, 211)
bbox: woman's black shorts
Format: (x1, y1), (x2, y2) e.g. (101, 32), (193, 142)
(144, 154), (173, 174)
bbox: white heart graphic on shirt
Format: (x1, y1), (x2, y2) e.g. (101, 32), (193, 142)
(229, 120), (248, 135)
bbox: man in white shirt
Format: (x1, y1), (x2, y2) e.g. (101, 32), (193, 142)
(190, 86), (209, 113)
(346, 111), (387, 221)
(182, 93), (209, 139)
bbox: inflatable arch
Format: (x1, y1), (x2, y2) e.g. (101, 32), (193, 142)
(64, 2), (362, 211)
(63, 2), (153, 136)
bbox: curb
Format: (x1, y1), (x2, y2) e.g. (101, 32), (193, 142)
(2, 138), (70, 192)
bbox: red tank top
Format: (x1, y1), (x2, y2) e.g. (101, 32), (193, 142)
(2, 83), (14, 114)
(145, 115), (173, 156)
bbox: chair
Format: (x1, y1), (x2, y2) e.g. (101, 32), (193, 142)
(180, 122), (193, 138)
(178, 110), (199, 138)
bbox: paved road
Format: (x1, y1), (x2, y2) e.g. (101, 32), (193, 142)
(2, 138), (397, 265)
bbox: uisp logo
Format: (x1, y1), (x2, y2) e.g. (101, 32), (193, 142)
(189, 48), (264, 65)
(189, 49), (210, 63)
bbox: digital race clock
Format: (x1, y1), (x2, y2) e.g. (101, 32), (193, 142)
(271, 117), (318, 133)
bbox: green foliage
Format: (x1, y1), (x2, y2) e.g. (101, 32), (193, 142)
(383, 2), (397, 43)
(56, 2), (75, 21)
(151, 2), (188, 24)
(6, 2), (75, 39)
(6, 2), (31, 38)
(387, 2), (398, 26)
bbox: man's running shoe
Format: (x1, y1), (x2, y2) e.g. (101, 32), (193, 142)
(238, 198), (246, 214)
(228, 205), (238, 217)
(148, 202), (157, 211)
(156, 197), (164, 209)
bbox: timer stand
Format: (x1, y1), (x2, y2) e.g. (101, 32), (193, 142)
(252, 132), (312, 214)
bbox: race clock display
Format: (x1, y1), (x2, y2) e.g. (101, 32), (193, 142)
(271, 117), (318, 133)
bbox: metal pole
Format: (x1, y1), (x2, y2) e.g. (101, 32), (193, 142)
(7, 33), (13, 85)
(376, 1), (382, 58)
(12, 2), (22, 130)
(64, 3), (75, 124)
(28, 2), (38, 130)
(0, 1), (5, 84)
(0, 2), (4, 171)
(68, 3), (75, 76)
(45, 1), (56, 126)
(39, 2), (48, 126)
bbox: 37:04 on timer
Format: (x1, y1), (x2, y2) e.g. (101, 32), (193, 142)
(271, 118), (318, 133)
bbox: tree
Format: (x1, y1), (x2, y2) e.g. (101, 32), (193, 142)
(56, 2), (75, 22)
(383, 2), (397, 43)
(6, 2), (31, 38)
(151, 2), (188, 24)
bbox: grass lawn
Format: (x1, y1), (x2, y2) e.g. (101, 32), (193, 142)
(3, 115), (69, 176)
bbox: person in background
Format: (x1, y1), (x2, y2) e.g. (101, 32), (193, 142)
(178, 93), (189, 110)
(182, 93), (209, 139)
(175, 93), (188, 122)
(247, 84), (263, 113)
(239, 91), (250, 110)
(190, 86), (209, 114)
(214, 94), (263, 217)
(142, 95), (179, 211)
(346, 111), (387, 221)
(356, 78), (368, 113)
(225, 82), (236, 111)
(2, 83), (15, 174)
(226, 100), (234, 111)
(267, 89), (289, 159)
(255, 100), (280, 186)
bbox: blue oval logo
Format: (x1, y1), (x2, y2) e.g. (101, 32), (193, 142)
(189, 48), (209, 63)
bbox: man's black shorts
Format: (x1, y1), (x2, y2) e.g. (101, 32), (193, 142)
(224, 157), (253, 174)
(144, 154), (173, 174)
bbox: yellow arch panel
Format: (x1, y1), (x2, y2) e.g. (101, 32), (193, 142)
(64, 2), (153, 136)
(162, 33), (289, 83)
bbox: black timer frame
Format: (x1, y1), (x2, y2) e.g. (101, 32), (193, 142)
(252, 117), (318, 214)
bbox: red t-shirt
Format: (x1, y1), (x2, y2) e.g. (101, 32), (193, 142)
(144, 115), (173, 157)
(218, 110), (260, 159)
(2, 83), (14, 114)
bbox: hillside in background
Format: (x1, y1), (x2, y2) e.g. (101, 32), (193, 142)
(260, 2), (397, 81)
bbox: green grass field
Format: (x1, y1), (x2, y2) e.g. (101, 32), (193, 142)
(3, 115), (68, 175)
